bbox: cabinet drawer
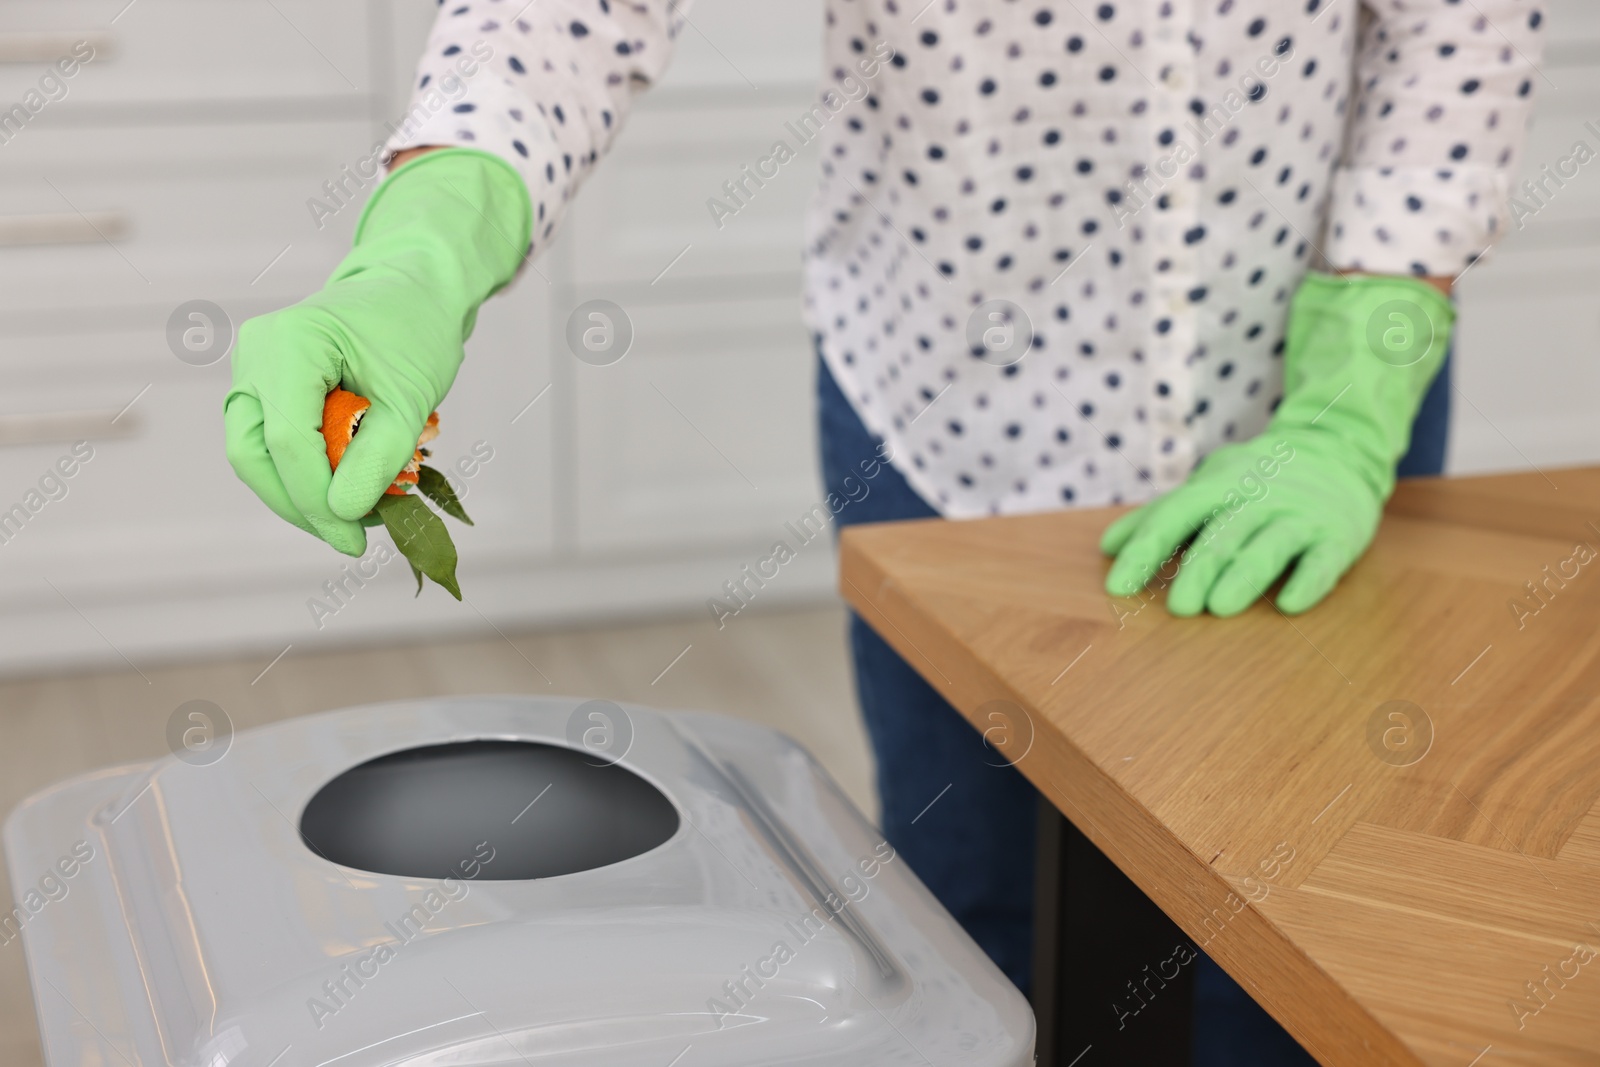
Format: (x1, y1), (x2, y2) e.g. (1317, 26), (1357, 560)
(570, 294), (820, 554)
(562, 100), (823, 286)
(0, 0), (372, 112)
(0, 277), (556, 599)
(0, 120), (377, 331)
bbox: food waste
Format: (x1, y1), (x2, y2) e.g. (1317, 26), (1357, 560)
(321, 387), (471, 599)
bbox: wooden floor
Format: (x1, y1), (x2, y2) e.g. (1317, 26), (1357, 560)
(0, 603), (872, 1066)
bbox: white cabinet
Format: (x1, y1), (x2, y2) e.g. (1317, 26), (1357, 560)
(0, 0), (374, 108)
(561, 101), (823, 286)
(566, 295), (819, 553)
(550, 91), (827, 558)
(0, 122), (368, 319)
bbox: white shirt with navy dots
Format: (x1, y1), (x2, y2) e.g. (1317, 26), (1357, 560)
(388, 0), (1545, 518)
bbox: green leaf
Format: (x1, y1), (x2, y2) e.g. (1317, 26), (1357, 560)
(359, 511), (385, 528)
(374, 493), (461, 600)
(416, 465), (472, 525)
(408, 560), (424, 597)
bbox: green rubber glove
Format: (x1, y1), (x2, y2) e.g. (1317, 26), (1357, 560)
(1101, 272), (1454, 616)
(224, 148), (531, 556)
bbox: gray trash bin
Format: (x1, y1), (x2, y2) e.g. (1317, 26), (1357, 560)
(5, 695), (1035, 1065)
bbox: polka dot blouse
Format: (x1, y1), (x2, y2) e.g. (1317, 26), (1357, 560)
(388, 0), (1545, 518)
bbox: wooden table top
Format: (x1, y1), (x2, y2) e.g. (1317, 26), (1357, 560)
(839, 466), (1600, 1067)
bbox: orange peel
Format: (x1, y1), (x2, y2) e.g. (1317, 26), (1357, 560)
(320, 387), (436, 496)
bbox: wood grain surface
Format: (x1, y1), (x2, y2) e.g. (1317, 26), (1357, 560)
(839, 466), (1600, 1066)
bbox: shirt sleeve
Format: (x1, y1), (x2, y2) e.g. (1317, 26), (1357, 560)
(1325, 0), (1546, 277)
(384, 0), (690, 257)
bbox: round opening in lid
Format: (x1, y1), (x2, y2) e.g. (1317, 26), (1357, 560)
(298, 740), (679, 880)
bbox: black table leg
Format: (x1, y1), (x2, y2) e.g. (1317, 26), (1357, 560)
(1030, 798), (1194, 1066)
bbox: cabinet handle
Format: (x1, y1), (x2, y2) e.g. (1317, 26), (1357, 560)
(0, 32), (111, 64)
(0, 410), (140, 448)
(0, 212), (129, 247)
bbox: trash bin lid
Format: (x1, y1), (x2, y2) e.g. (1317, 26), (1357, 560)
(5, 695), (1034, 1066)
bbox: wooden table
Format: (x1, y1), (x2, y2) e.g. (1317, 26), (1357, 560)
(839, 467), (1600, 1067)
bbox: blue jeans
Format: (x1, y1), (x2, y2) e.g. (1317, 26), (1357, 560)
(818, 354), (1451, 1065)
